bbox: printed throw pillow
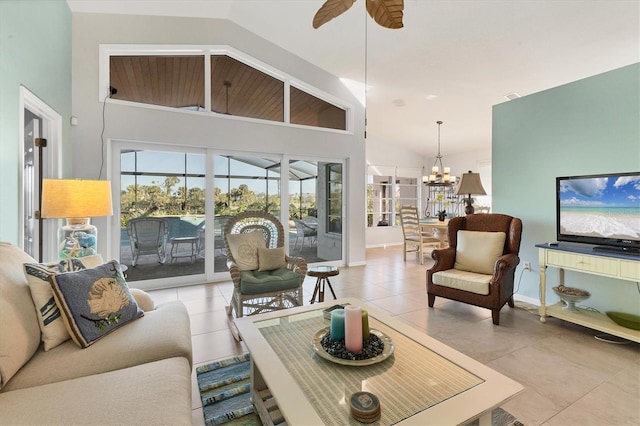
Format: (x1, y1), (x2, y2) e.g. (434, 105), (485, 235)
(226, 231), (266, 271)
(49, 260), (144, 348)
(23, 258), (90, 351)
(258, 247), (287, 271)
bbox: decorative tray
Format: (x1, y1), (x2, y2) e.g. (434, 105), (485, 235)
(312, 327), (394, 366)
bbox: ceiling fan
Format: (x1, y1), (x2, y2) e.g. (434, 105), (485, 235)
(313, 0), (404, 29)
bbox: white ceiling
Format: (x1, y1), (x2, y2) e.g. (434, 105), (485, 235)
(66, 0), (640, 158)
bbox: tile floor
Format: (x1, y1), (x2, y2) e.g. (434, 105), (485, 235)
(147, 246), (640, 426)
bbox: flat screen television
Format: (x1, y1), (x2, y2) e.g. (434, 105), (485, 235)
(556, 171), (640, 255)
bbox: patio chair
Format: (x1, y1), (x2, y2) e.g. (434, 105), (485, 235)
(126, 217), (169, 267)
(292, 217), (317, 250)
(224, 211), (307, 319)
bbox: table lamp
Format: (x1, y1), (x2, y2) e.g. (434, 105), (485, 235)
(454, 171), (486, 215)
(40, 179), (113, 259)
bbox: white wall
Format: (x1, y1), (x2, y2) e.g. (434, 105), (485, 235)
(71, 13), (366, 265)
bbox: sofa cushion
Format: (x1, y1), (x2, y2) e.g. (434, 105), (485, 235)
(258, 246), (286, 271)
(432, 269), (493, 295)
(240, 268), (301, 294)
(23, 257), (96, 351)
(49, 260), (144, 348)
(0, 242), (41, 391)
(227, 231), (266, 271)
(1, 300), (192, 392)
(454, 230), (506, 275)
(0, 357), (192, 425)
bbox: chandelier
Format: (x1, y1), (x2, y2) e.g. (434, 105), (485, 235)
(423, 121), (456, 186)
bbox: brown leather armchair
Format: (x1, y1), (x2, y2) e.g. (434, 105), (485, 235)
(426, 213), (522, 325)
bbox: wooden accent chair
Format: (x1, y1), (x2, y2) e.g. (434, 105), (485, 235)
(400, 205), (440, 265)
(224, 211), (307, 318)
(426, 213), (522, 325)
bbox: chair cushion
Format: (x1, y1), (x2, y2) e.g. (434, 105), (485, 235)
(226, 231), (266, 271)
(258, 247), (286, 271)
(432, 269), (492, 295)
(454, 230), (506, 275)
(0, 242), (41, 391)
(240, 268), (301, 295)
(49, 260), (144, 348)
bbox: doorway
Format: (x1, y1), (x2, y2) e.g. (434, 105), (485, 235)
(19, 86), (62, 262)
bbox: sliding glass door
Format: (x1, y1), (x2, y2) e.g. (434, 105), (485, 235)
(113, 143), (345, 287)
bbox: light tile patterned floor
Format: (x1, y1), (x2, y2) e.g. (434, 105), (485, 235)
(147, 246), (640, 426)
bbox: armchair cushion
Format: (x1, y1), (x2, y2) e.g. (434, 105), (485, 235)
(239, 269), (302, 295)
(258, 247), (286, 271)
(454, 230), (506, 275)
(432, 269), (492, 295)
(226, 231), (266, 271)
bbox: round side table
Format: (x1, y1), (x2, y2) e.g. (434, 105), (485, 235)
(308, 266), (339, 304)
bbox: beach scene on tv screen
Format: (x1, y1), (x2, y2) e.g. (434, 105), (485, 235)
(559, 175), (640, 240)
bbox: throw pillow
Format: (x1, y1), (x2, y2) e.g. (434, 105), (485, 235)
(454, 230), (506, 275)
(226, 231), (266, 271)
(258, 247), (286, 271)
(23, 258), (91, 351)
(129, 288), (155, 311)
(49, 260), (144, 348)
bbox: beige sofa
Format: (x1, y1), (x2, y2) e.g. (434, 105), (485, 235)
(0, 242), (193, 425)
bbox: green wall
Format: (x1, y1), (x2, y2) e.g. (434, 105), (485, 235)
(493, 63), (640, 313)
(0, 0), (72, 244)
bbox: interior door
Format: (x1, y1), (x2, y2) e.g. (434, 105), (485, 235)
(23, 118), (40, 259)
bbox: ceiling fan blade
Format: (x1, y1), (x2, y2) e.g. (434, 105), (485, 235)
(313, 0), (357, 29)
(366, 0), (404, 29)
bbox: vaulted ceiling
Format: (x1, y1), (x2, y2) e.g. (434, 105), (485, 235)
(67, 0), (640, 158)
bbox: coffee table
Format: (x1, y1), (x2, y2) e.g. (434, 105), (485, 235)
(235, 297), (523, 425)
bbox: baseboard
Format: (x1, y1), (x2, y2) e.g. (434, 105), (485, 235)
(513, 294), (539, 306)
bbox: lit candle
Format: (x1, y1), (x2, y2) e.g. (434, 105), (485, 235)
(429, 174), (436, 182)
(330, 309), (345, 341)
(444, 167), (450, 174)
(361, 310), (370, 340)
(344, 305), (363, 353)
(432, 166), (439, 173)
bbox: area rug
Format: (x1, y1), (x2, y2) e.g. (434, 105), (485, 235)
(196, 353), (260, 426)
(197, 353), (523, 426)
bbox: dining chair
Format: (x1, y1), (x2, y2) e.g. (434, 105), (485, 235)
(399, 205), (440, 265)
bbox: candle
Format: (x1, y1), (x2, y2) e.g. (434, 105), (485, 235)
(344, 305), (363, 353)
(432, 166), (439, 173)
(330, 309), (345, 341)
(444, 167), (450, 174)
(361, 310), (370, 340)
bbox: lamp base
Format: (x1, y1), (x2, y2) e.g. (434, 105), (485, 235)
(58, 218), (98, 259)
(464, 198), (475, 215)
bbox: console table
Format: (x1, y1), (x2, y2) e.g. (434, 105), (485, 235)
(536, 243), (640, 342)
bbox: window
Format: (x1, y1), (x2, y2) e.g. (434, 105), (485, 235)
(394, 176), (419, 225)
(120, 149), (206, 282)
(290, 86), (346, 130)
(367, 166), (421, 227)
(110, 56), (205, 109)
(211, 55), (284, 121)
(103, 46), (348, 131)
(326, 163), (342, 234)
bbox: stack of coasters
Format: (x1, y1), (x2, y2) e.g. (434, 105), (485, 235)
(350, 391), (381, 423)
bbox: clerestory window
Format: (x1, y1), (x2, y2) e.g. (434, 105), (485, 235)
(103, 46), (349, 131)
